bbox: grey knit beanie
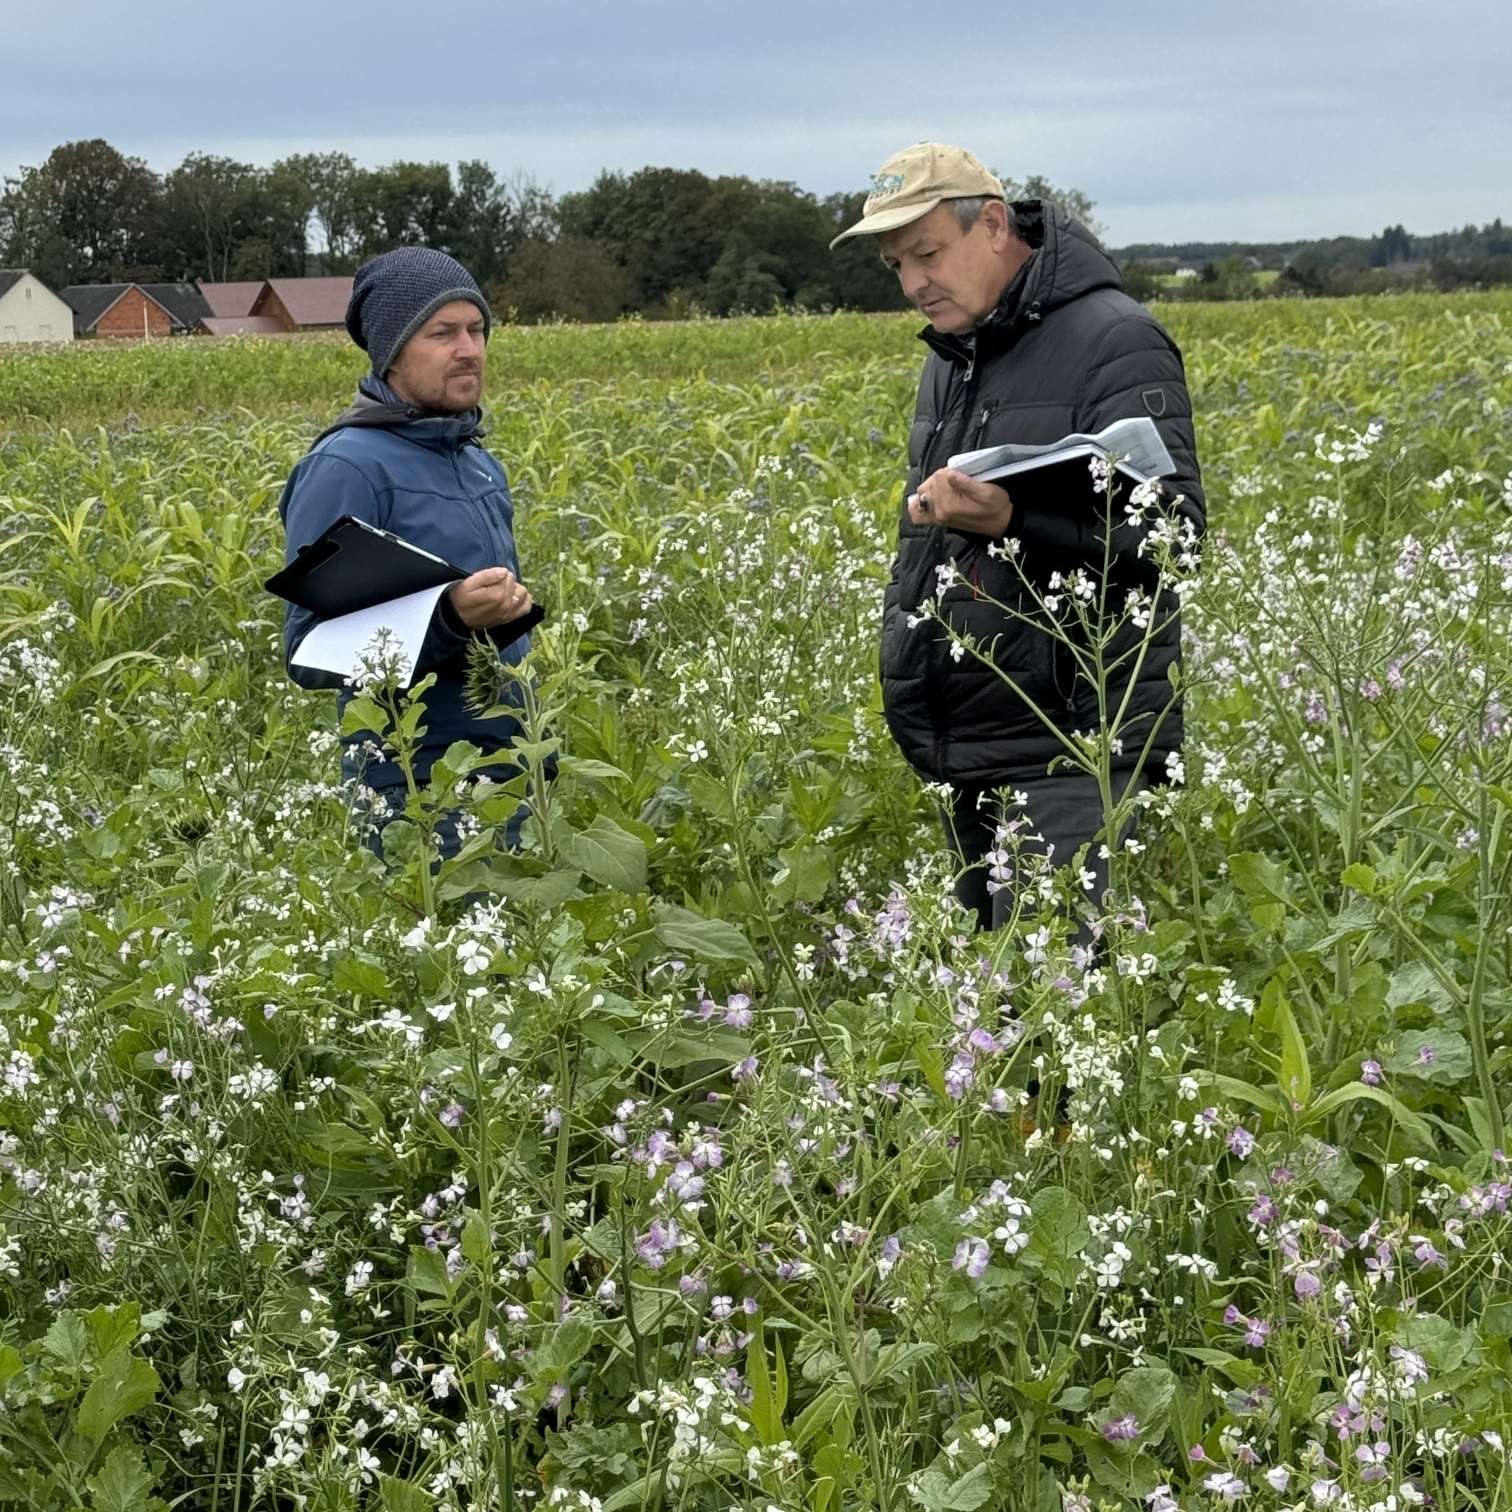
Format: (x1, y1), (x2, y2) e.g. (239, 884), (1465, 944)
(345, 248), (492, 375)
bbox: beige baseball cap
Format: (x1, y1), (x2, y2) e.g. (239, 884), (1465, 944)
(829, 142), (1005, 250)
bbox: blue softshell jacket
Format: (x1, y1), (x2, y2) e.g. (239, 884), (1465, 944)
(278, 375), (533, 793)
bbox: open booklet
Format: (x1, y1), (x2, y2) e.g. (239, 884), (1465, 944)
(948, 415), (1176, 488)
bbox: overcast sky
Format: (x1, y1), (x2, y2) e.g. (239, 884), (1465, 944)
(4, 0), (1506, 246)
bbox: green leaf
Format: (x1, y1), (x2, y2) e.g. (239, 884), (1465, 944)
(78, 1348), (161, 1440)
(86, 1444), (162, 1512)
(43, 1312), (89, 1374)
(0, 1344), (24, 1390)
(85, 1304), (142, 1361)
(1229, 851), (1290, 917)
(556, 756), (628, 782)
(1340, 862), (1377, 895)
(564, 815), (647, 893)
(771, 839), (834, 904)
(1304, 1083), (1432, 1146)
(331, 956), (393, 1000)
(908, 1463), (992, 1512)
(1384, 1029), (1472, 1086)
(1386, 961), (1455, 1013)
(1023, 1187), (1089, 1288)
(532, 1314), (596, 1382)
(486, 866), (582, 909)
(340, 694), (389, 737)
(1107, 1363), (1176, 1440)
(580, 1018), (635, 1066)
(1396, 1312), (1475, 1373)
(379, 1475), (436, 1512)
(1263, 980), (1311, 1107)
(747, 1326), (782, 1445)
(407, 1246), (454, 1300)
(1193, 1071), (1282, 1116)
(461, 1209), (492, 1266)
(652, 903), (759, 965)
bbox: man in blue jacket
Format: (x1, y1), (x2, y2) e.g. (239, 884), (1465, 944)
(279, 247), (540, 853)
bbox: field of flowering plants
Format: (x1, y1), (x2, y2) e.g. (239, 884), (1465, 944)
(1, 291), (1511, 1512)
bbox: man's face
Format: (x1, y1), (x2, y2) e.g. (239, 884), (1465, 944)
(878, 202), (1019, 335)
(385, 300), (487, 414)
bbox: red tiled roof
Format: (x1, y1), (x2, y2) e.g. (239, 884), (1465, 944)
(198, 281), (265, 319)
(259, 276), (353, 327)
(199, 315), (286, 336)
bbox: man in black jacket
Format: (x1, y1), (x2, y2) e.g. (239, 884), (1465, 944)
(832, 143), (1205, 932)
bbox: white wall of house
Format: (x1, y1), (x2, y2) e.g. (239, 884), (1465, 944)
(0, 274), (75, 344)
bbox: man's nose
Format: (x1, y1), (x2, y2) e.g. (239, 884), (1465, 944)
(900, 264), (930, 302)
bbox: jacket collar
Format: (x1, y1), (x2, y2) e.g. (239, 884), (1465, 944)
(316, 373), (487, 450)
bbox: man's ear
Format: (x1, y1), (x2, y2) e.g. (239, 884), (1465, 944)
(981, 199), (1014, 250)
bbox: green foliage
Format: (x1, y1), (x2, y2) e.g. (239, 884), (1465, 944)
(0, 292), (1510, 1511)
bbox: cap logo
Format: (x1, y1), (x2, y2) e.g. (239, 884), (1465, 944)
(867, 171), (905, 200)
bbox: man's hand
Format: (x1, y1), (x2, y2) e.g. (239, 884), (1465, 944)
(908, 468), (1014, 534)
(448, 567), (534, 629)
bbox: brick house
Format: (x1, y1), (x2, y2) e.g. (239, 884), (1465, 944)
(61, 282), (212, 338)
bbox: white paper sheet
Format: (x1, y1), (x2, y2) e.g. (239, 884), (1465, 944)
(290, 584), (451, 686)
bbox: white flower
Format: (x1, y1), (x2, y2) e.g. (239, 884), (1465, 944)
(455, 939), (491, 976)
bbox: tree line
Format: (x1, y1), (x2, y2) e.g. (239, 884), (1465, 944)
(3, 139), (1506, 323)
(0, 139), (1099, 322)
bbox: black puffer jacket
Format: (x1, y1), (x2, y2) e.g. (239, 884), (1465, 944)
(881, 201), (1205, 787)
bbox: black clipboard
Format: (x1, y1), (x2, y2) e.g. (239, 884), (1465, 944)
(266, 516), (466, 617)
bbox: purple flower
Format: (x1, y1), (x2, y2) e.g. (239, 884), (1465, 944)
(724, 994), (753, 1029)
(1416, 1044), (1437, 1066)
(1359, 1059), (1383, 1086)
(1243, 1317), (1273, 1348)
(952, 1237), (990, 1279)
(439, 1102), (465, 1129)
(1410, 1235), (1447, 1270)
(1304, 691), (1328, 725)
(732, 1055), (760, 1082)
(944, 1052), (976, 1101)
(1101, 1414), (1140, 1442)
(634, 1218), (682, 1270)
(1227, 1126), (1256, 1159)
(1293, 1268), (1322, 1300)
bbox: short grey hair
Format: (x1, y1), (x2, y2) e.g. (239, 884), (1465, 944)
(949, 197), (1024, 236)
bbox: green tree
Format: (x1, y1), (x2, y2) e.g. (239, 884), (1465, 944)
(0, 138), (164, 287)
(998, 173), (1105, 241)
(821, 192), (908, 313)
(162, 153), (261, 282)
(352, 161), (456, 257)
(492, 236), (635, 324)
(1119, 260), (1164, 303)
(275, 152), (359, 271)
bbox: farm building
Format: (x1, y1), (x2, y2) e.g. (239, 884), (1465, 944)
(61, 282), (212, 338)
(248, 277), (352, 332)
(0, 270), (74, 344)
(197, 315), (287, 337)
(198, 281), (265, 319)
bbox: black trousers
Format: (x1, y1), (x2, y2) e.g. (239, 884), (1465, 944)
(942, 770), (1147, 935)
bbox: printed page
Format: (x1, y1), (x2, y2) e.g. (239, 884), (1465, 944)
(289, 584), (451, 687)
